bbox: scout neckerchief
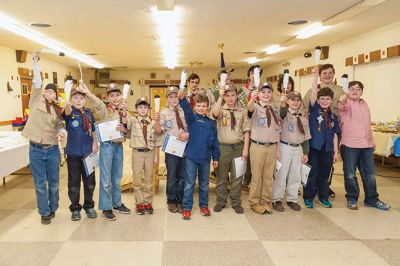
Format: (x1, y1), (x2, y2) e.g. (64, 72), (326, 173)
(173, 107), (185, 130)
(80, 108), (92, 135)
(45, 99), (63, 119)
(288, 110), (305, 135)
(261, 104), (279, 128)
(136, 116), (150, 147)
(317, 107), (333, 132)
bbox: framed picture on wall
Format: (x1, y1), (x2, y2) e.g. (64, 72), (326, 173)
(52, 72), (58, 84)
(21, 83), (28, 95)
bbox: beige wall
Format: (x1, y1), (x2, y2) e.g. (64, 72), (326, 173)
(264, 21), (400, 122)
(0, 45), (79, 130)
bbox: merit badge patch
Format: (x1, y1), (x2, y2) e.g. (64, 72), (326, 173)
(72, 120), (79, 128)
(165, 120), (173, 129)
(288, 122), (295, 132)
(258, 118), (266, 126)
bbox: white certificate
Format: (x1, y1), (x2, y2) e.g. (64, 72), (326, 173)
(162, 134), (187, 157)
(233, 157), (247, 179)
(301, 163), (312, 186)
(95, 119), (123, 142)
(83, 153), (99, 176)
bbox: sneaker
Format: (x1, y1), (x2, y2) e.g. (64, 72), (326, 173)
(272, 201), (285, 212)
(168, 203), (178, 213)
(176, 203), (183, 214)
(135, 204), (145, 215)
(304, 199), (314, 208)
(182, 210), (191, 220)
(232, 205), (244, 214)
(213, 202), (225, 212)
(71, 211), (81, 221)
(287, 202), (301, 211)
(102, 210), (116, 221)
(85, 208), (97, 219)
(319, 199), (332, 208)
(41, 214), (52, 225)
(113, 204), (131, 214)
(200, 207), (211, 216)
(144, 203), (154, 214)
(347, 200), (359, 210)
(329, 188), (336, 198)
(251, 204), (267, 214)
(365, 200), (391, 211)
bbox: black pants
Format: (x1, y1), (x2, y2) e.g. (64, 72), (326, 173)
(67, 155), (96, 212)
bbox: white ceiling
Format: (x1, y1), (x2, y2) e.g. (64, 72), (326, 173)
(0, 0), (399, 70)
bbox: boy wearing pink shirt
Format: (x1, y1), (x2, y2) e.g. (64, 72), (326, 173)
(338, 81), (390, 211)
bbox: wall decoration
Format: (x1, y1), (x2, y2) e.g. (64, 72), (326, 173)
(52, 72), (58, 84)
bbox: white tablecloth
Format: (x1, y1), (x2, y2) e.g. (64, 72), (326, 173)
(0, 131), (30, 178)
(373, 131), (400, 157)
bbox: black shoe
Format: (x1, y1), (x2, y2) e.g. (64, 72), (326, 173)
(49, 211), (56, 219)
(102, 210), (116, 221)
(113, 203), (131, 214)
(41, 214), (52, 225)
(329, 188), (336, 198)
(233, 205), (244, 214)
(213, 202), (225, 212)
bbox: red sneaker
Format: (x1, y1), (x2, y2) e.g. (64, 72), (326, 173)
(182, 210), (191, 220)
(200, 207), (211, 216)
(144, 203), (154, 214)
(135, 204), (145, 215)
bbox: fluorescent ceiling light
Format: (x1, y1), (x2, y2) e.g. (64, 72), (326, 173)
(247, 57), (261, 64)
(265, 44), (286, 55)
(151, 6), (181, 69)
(296, 22), (330, 39)
(0, 13), (104, 68)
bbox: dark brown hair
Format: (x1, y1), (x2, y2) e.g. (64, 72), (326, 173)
(193, 93), (209, 106)
(247, 65), (263, 77)
(319, 64), (335, 75)
(317, 87), (334, 99)
(277, 76), (295, 93)
(187, 73), (200, 83)
(348, 81), (364, 91)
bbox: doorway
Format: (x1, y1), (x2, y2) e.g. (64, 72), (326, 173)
(20, 78), (32, 117)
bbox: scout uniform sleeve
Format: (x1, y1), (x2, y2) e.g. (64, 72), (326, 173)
(87, 94), (106, 120)
(159, 110), (166, 132)
(179, 97), (195, 125)
(242, 109), (251, 132)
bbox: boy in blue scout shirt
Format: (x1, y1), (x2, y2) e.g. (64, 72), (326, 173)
(177, 90), (219, 220)
(64, 87), (98, 221)
(303, 66), (339, 209)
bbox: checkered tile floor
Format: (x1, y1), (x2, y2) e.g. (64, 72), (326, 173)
(1, 158), (400, 266)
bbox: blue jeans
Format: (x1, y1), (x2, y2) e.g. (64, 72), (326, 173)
(29, 144), (60, 216)
(98, 142), (123, 210)
(182, 158), (210, 210)
(165, 153), (185, 204)
(341, 145), (379, 204)
(303, 147), (333, 202)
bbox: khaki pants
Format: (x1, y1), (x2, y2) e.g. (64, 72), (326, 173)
(131, 149), (155, 204)
(248, 143), (277, 207)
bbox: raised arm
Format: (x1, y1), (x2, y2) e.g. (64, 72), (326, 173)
(310, 66), (319, 107)
(178, 90), (195, 125)
(29, 51), (43, 107)
(78, 81), (106, 119)
(247, 90), (258, 113)
(211, 88), (225, 118)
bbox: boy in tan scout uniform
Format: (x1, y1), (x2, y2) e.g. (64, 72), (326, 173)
(22, 51), (66, 225)
(247, 83), (281, 214)
(154, 87), (189, 214)
(80, 82), (131, 221)
(212, 84), (250, 214)
(125, 97), (162, 215)
(272, 91), (311, 212)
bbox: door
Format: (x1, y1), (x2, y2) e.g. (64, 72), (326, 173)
(150, 86), (167, 118)
(20, 78), (32, 117)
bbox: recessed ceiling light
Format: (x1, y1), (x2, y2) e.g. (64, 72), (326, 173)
(243, 51), (256, 54)
(29, 23), (51, 27)
(288, 20), (308, 25)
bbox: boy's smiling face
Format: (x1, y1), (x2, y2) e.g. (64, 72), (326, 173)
(136, 104), (149, 117)
(318, 96), (333, 109)
(258, 88), (273, 103)
(71, 93), (86, 109)
(167, 93), (179, 108)
(194, 102), (208, 116)
(108, 91), (122, 107)
(287, 98), (302, 111)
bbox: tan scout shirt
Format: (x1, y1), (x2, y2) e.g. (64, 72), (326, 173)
(217, 104), (250, 144)
(280, 112), (311, 144)
(159, 105), (188, 137)
(303, 83), (344, 117)
(22, 88), (64, 145)
(87, 94), (127, 143)
(250, 103), (281, 143)
(127, 116), (162, 150)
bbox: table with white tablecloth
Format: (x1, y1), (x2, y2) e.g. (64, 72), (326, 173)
(0, 131), (30, 184)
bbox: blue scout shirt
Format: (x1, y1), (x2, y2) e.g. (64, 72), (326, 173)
(309, 103), (339, 152)
(64, 107), (96, 157)
(180, 97), (219, 163)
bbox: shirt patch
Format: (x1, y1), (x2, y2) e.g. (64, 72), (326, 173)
(72, 120), (79, 128)
(258, 117), (266, 126)
(165, 120), (173, 129)
(288, 122), (295, 132)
